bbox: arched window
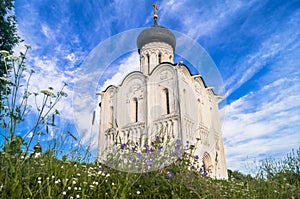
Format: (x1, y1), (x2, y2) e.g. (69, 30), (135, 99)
(202, 152), (213, 176)
(158, 53), (162, 64)
(163, 88), (170, 114)
(132, 98), (138, 122)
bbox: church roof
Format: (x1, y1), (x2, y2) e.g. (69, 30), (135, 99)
(136, 24), (176, 51)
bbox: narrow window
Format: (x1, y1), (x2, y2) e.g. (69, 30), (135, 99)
(147, 54), (150, 74)
(163, 88), (170, 114)
(198, 99), (203, 123)
(109, 106), (114, 128)
(183, 89), (187, 114)
(133, 98), (138, 122)
(158, 53), (162, 64)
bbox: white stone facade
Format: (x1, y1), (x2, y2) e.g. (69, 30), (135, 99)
(98, 32), (227, 179)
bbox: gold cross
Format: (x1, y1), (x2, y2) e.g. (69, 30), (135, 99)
(152, 3), (158, 18)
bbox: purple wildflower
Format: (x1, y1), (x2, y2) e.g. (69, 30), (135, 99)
(175, 145), (180, 153)
(146, 159), (152, 166)
(136, 142), (139, 146)
(151, 141), (155, 146)
(121, 143), (126, 148)
(204, 171), (208, 176)
(159, 164), (164, 169)
(178, 153), (182, 158)
(158, 146), (163, 152)
(156, 135), (159, 141)
(99, 166), (103, 172)
(186, 140), (189, 147)
(194, 155), (199, 160)
(176, 139), (181, 145)
(131, 147), (135, 152)
(137, 152), (143, 160)
(167, 171), (173, 178)
(199, 168), (203, 173)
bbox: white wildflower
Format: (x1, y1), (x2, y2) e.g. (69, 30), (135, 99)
(41, 89), (55, 97)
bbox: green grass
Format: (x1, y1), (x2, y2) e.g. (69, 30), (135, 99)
(0, 147), (299, 198)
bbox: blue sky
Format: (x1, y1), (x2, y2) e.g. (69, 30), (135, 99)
(12, 0), (300, 173)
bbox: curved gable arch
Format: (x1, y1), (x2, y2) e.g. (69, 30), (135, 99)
(148, 63), (176, 82)
(194, 76), (207, 90)
(119, 71), (146, 87)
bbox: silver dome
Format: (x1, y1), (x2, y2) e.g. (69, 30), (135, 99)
(137, 24), (176, 51)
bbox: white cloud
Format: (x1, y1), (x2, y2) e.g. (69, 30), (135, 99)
(41, 24), (52, 40)
(23, 56), (75, 127)
(222, 76), (300, 173)
(99, 52), (140, 91)
(159, 0), (258, 39)
(65, 53), (77, 64)
(224, 12), (300, 97)
(66, 51), (141, 153)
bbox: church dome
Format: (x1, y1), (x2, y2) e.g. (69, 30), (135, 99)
(34, 143), (42, 151)
(137, 24), (176, 51)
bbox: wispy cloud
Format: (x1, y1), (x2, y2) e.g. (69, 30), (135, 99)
(223, 74), (300, 173)
(83, 52), (140, 151)
(98, 52), (140, 91)
(159, 0), (258, 39)
(224, 11), (300, 98)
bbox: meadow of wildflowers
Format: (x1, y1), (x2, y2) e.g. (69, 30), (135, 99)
(1, 141), (299, 198)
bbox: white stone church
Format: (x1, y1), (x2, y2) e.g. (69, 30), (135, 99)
(97, 9), (227, 179)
